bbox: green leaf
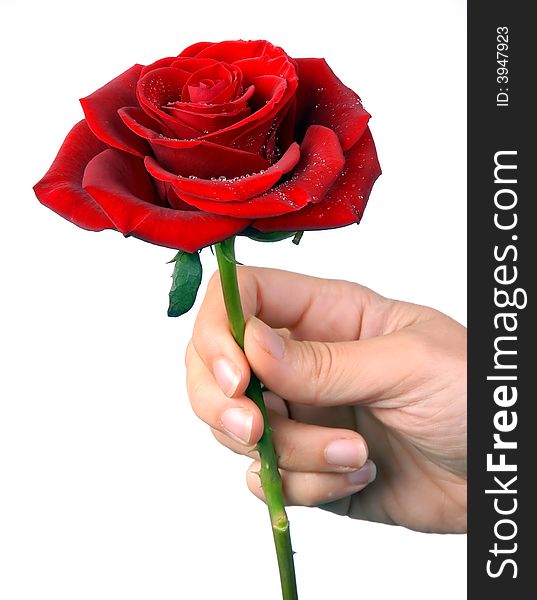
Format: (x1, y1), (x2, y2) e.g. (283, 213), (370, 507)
(167, 251), (202, 317)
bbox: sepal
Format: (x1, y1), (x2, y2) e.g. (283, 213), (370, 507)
(243, 228), (297, 243)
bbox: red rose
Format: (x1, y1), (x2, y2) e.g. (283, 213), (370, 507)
(34, 40), (380, 252)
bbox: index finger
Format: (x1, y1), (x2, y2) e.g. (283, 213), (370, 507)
(191, 266), (384, 398)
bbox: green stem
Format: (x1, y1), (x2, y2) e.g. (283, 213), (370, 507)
(215, 237), (298, 600)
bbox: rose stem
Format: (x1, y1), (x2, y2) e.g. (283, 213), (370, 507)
(215, 237), (298, 600)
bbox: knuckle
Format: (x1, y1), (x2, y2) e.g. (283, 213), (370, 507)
(404, 329), (436, 368)
(301, 341), (336, 400)
(280, 438), (299, 470)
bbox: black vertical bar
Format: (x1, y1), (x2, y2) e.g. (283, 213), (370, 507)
(468, 2), (534, 597)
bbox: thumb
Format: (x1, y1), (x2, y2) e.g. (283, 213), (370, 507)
(244, 316), (424, 406)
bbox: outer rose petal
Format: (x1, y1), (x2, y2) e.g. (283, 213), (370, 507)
(174, 125), (345, 218)
(177, 41), (215, 58)
(252, 127), (380, 232)
(141, 56), (218, 78)
(235, 55), (297, 87)
(82, 149), (250, 252)
(144, 141), (300, 202)
(140, 57), (178, 77)
(295, 58), (370, 152)
(33, 120), (115, 230)
(181, 40), (287, 63)
(80, 64), (150, 157)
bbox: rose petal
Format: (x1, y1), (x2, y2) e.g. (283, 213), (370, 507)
(166, 186), (200, 210)
(252, 127), (380, 231)
(177, 41), (216, 58)
(230, 95), (294, 158)
(145, 141), (300, 202)
(203, 76), (293, 152)
(271, 97), (296, 160)
(170, 57), (220, 72)
(235, 55), (297, 87)
(182, 40), (286, 63)
(176, 40), (298, 151)
(137, 67), (203, 138)
(117, 104), (171, 137)
(162, 84), (288, 156)
(148, 140), (269, 179)
(80, 64), (150, 157)
(138, 67), (190, 107)
(249, 74), (287, 111)
(182, 62), (238, 103)
(174, 125), (344, 218)
(33, 120), (115, 230)
(166, 84), (254, 115)
(140, 57), (177, 77)
(187, 79), (229, 104)
(119, 106), (269, 177)
(82, 149), (251, 252)
(261, 124), (345, 204)
(138, 60), (245, 137)
(295, 58), (370, 152)
(171, 74), (291, 151)
(141, 56), (218, 78)
(202, 74), (241, 104)
(165, 104), (251, 135)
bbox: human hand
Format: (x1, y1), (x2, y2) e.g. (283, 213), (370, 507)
(185, 267), (467, 533)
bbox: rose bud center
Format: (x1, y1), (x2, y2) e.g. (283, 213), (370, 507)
(187, 78), (227, 104)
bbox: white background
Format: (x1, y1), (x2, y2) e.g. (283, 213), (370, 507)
(0, 0), (466, 598)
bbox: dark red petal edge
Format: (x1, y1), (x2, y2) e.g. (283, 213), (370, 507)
(80, 64), (150, 158)
(33, 120), (115, 230)
(252, 127), (381, 232)
(82, 148), (251, 252)
(295, 58), (370, 152)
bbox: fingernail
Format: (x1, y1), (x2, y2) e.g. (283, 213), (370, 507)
(250, 317), (285, 359)
(347, 460), (377, 487)
(221, 408), (253, 445)
(213, 358), (241, 397)
(325, 439), (367, 469)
